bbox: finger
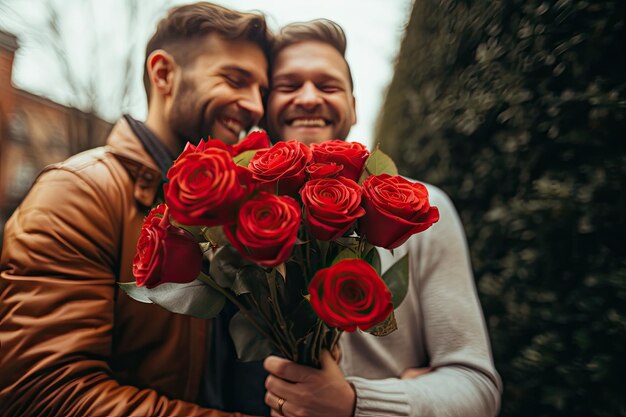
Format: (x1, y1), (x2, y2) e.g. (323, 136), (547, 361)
(320, 349), (340, 371)
(265, 374), (303, 401)
(264, 391), (274, 410)
(265, 390), (288, 417)
(331, 344), (342, 363)
(400, 366), (432, 379)
(264, 355), (317, 382)
(264, 390), (280, 411)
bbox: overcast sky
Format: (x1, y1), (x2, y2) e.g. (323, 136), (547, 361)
(1, 0), (414, 149)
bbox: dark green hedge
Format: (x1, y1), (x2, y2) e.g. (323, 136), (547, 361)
(377, 0), (626, 416)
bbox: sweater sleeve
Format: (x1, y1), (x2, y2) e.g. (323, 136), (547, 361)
(0, 168), (246, 417)
(347, 186), (502, 417)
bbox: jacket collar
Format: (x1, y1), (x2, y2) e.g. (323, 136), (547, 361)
(106, 118), (165, 207)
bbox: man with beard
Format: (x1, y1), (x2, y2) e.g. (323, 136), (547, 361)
(262, 19), (502, 417)
(0, 3), (270, 416)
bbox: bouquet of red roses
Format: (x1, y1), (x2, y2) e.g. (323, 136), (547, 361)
(121, 132), (439, 367)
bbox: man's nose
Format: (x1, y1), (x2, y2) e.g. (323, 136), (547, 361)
(238, 87), (264, 123)
(293, 82), (322, 109)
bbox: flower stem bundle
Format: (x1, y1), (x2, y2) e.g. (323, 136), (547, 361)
(121, 133), (440, 367)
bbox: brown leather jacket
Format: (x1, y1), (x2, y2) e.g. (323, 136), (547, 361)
(0, 119), (248, 417)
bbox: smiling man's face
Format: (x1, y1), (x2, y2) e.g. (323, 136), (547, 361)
(267, 40), (356, 145)
(169, 33), (268, 145)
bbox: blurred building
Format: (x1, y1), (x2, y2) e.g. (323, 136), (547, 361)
(0, 29), (112, 237)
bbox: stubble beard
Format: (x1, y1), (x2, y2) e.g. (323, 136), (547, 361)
(169, 78), (212, 147)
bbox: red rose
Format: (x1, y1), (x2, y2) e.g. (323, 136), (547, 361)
(195, 131), (270, 157)
(308, 259), (393, 332)
(300, 177), (365, 241)
(248, 140), (312, 195)
(200, 138), (231, 154)
(361, 174), (440, 249)
(133, 204), (202, 288)
(232, 131), (271, 155)
(164, 143), (244, 226)
(224, 192), (301, 267)
(143, 202), (167, 225)
(310, 140), (370, 182)
(305, 162), (344, 180)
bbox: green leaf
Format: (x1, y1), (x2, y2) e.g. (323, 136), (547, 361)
(233, 149), (259, 167)
(382, 253), (410, 307)
(118, 279), (225, 319)
(275, 263), (287, 281)
(170, 220), (205, 242)
(231, 265), (268, 296)
(364, 246), (382, 276)
(286, 298), (319, 340)
(276, 262), (307, 314)
(201, 226), (229, 247)
(331, 247), (360, 265)
(366, 310), (398, 337)
(230, 267), (272, 320)
(358, 147), (399, 185)
(316, 239), (330, 265)
(119, 282), (152, 303)
(334, 236), (359, 249)
(229, 311), (274, 361)
(210, 245), (255, 288)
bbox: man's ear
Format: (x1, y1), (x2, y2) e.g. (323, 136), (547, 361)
(147, 49), (177, 97)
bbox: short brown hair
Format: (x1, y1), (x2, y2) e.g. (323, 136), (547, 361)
(271, 19), (354, 90)
(143, 2), (272, 100)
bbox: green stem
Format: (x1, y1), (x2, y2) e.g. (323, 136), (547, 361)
(306, 237), (313, 280)
(198, 273), (290, 357)
(296, 240), (310, 285)
(317, 323), (329, 368)
(244, 293), (291, 355)
(309, 319), (324, 368)
(267, 269), (297, 357)
(358, 235), (365, 258)
(330, 328), (343, 353)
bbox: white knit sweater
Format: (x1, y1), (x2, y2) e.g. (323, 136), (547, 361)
(339, 184), (502, 417)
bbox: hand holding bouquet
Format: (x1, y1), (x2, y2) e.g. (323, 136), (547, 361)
(121, 132), (439, 367)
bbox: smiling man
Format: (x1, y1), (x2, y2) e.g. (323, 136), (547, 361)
(266, 21), (356, 145)
(263, 19), (502, 417)
(0, 3), (270, 416)
(144, 7), (268, 151)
